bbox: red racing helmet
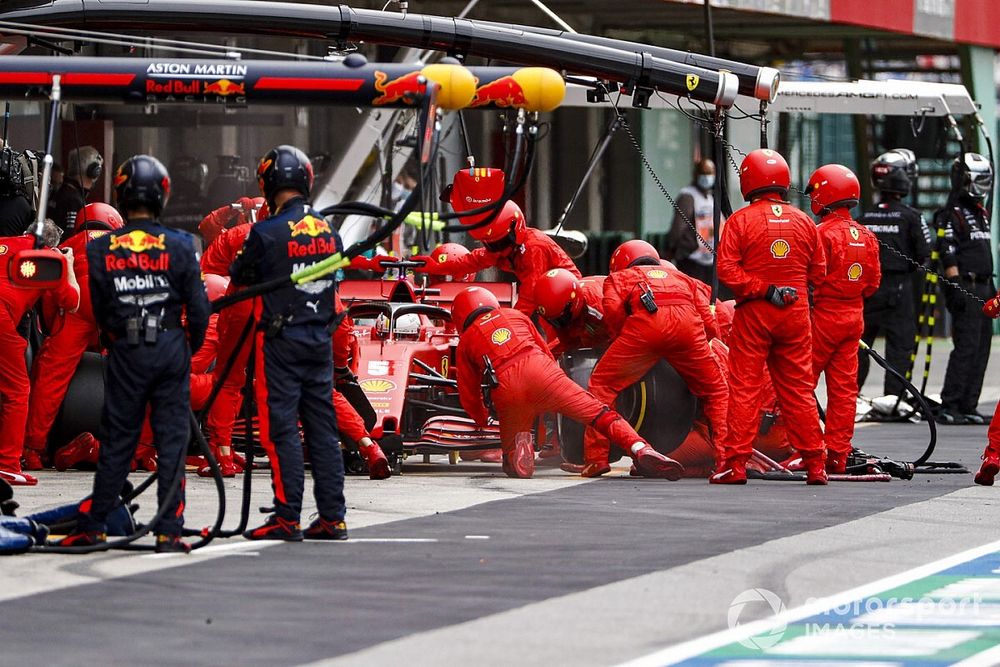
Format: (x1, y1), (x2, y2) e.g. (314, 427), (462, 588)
(430, 242), (473, 283)
(739, 149), (790, 201)
(807, 164), (860, 215)
(609, 239), (659, 273)
(534, 268), (582, 325)
(451, 286), (500, 332)
(468, 200), (527, 250)
(74, 202), (124, 234)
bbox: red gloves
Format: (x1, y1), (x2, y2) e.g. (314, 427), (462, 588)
(983, 292), (1000, 319)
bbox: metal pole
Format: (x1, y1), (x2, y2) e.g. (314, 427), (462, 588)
(529, 0), (577, 33)
(34, 73), (60, 246)
(703, 0), (716, 57)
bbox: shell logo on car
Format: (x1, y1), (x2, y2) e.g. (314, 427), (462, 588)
(360, 378), (397, 393)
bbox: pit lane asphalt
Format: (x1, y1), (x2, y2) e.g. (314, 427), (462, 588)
(0, 415), (989, 667)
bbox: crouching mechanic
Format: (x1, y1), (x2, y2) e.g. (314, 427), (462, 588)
(582, 240), (726, 478)
(231, 145), (348, 541)
(807, 165), (881, 473)
(59, 155), (210, 552)
(715, 149), (828, 485)
(452, 286), (679, 479)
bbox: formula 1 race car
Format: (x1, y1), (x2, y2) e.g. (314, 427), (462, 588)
(338, 264), (513, 470)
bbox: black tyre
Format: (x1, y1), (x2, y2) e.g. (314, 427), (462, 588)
(558, 349), (697, 465)
(48, 352), (105, 455)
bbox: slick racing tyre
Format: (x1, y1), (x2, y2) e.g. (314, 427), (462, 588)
(558, 349), (697, 465)
(48, 352), (106, 456)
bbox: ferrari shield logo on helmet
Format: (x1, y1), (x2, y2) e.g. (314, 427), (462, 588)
(771, 204), (783, 217)
(770, 239), (790, 259)
(491, 328), (512, 345)
(686, 74), (699, 92)
(847, 263), (863, 281)
(850, 227), (860, 241)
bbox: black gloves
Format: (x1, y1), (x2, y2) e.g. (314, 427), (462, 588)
(765, 285), (799, 307)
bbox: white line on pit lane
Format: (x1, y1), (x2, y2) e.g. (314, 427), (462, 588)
(464, 535), (490, 540)
(142, 541), (268, 559)
(338, 538), (438, 543)
(616, 537), (1000, 667)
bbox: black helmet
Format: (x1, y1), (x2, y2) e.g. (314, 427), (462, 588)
(256, 145), (313, 209)
(113, 155), (171, 216)
(871, 149), (917, 196)
(951, 152), (994, 200)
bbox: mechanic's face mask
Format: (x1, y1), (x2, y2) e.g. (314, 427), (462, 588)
(483, 232), (516, 254)
(968, 172), (994, 199)
(391, 181), (412, 202)
(697, 174), (715, 191)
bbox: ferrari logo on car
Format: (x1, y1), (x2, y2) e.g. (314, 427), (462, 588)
(847, 262), (863, 281)
(360, 378), (396, 393)
(491, 328), (512, 345)
(771, 204), (783, 217)
(770, 239), (790, 259)
(686, 74), (699, 92)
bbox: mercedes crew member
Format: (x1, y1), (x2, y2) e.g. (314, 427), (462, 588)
(50, 146), (103, 234)
(231, 145), (349, 541)
(59, 155), (209, 552)
(807, 165), (881, 474)
(857, 149), (930, 398)
(934, 152), (994, 425)
(715, 149), (828, 485)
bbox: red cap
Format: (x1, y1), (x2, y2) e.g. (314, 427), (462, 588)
(807, 164), (860, 215)
(739, 149), (790, 201)
(609, 239), (659, 273)
(451, 286), (501, 331)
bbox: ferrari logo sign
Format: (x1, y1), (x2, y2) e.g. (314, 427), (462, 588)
(847, 262), (863, 281)
(686, 74), (699, 92)
(771, 204), (783, 217)
(770, 239), (790, 259)
(850, 227), (860, 241)
(491, 328), (512, 345)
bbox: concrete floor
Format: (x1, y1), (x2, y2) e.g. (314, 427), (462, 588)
(0, 338), (996, 666)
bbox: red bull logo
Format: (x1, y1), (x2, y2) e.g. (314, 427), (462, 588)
(288, 216), (332, 238)
(372, 71), (424, 106)
(109, 230), (167, 253)
(203, 79), (246, 96)
(471, 75), (528, 108)
(114, 168), (128, 187)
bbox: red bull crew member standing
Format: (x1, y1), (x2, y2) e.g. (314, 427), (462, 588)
(59, 155), (209, 552)
(231, 145), (348, 541)
(715, 149), (828, 485)
(807, 165), (881, 474)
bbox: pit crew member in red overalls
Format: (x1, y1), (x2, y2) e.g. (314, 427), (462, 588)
(582, 240), (727, 477)
(22, 204), (122, 471)
(452, 286), (682, 479)
(715, 149), (828, 485)
(975, 291), (1000, 485)
(0, 221), (80, 485)
(411, 201), (581, 318)
(807, 165), (881, 474)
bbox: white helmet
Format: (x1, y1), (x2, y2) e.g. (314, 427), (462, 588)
(374, 313), (392, 339)
(395, 313), (421, 339)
